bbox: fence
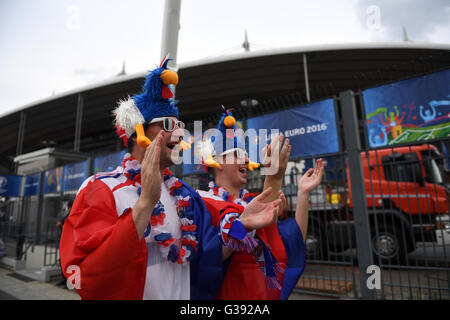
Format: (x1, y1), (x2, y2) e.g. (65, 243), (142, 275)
(269, 140), (449, 300)
(0, 198), (26, 259)
(181, 89), (450, 300)
(0, 64), (448, 299)
(0, 194), (70, 268)
(2, 96), (448, 299)
(257, 90), (448, 299)
(43, 222), (61, 267)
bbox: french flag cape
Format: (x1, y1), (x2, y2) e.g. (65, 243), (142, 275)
(59, 157), (223, 300)
(198, 186), (306, 300)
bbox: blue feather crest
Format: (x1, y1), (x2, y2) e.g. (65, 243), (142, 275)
(133, 65), (179, 123)
(211, 108), (246, 155)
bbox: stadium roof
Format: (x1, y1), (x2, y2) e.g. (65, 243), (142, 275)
(1, 42), (449, 173)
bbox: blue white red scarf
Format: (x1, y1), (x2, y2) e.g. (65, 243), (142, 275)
(208, 182), (284, 290)
(121, 154), (198, 265)
(208, 181), (254, 206)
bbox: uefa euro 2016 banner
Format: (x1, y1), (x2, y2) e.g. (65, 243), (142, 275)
(93, 150), (126, 173)
(0, 174), (22, 197)
(182, 132), (210, 176)
(23, 173), (40, 196)
(62, 160), (88, 192)
(247, 98), (340, 160)
(363, 68), (450, 148)
(181, 99), (339, 175)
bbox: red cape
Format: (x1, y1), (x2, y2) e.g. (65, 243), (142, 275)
(59, 179), (147, 299)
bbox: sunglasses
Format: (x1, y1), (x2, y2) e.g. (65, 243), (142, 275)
(149, 117), (185, 132)
(221, 148), (248, 160)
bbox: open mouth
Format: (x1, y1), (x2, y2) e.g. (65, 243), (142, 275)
(238, 167), (247, 174)
(166, 142), (178, 150)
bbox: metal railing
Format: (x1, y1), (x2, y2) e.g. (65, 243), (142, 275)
(43, 222), (60, 267)
(183, 137), (449, 300)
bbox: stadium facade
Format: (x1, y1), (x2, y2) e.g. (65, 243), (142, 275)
(1, 42), (449, 174)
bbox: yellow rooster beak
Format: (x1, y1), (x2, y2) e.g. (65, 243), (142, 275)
(179, 140), (191, 151)
(248, 161), (260, 171)
(160, 70), (179, 85)
(204, 154), (221, 168)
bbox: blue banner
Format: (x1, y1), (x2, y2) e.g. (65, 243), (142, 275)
(23, 173), (41, 196)
(247, 99), (339, 159)
(93, 150), (126, 173)
(0, 175), (22, 197)
(43, 167), (63, 194)
(63, 161), (88, 191)
(363, 69), (450, 148)
(182, 133), (208, 176)
(182, 157), (208, 176)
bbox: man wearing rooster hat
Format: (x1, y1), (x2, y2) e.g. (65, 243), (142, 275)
(197, 107), (324, 299)
(59, 57), (284, 300)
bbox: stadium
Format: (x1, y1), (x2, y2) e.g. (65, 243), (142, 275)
(1, 41), (449, 299)
(1, 42), (450, 173)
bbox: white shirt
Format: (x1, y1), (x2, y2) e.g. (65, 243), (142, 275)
(143, 182), (190, 300)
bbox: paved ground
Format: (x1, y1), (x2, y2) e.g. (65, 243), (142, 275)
(0, 266), (330, 300)
(0, 266), (80, 300)
(3, 261), (447, 300)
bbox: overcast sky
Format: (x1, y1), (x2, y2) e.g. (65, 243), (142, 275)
(0, 0), (449, 117)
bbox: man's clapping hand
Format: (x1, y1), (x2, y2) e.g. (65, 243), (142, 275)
(133, 130), (165, 239)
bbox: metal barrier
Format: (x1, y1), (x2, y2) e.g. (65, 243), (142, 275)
(43, 222), (60, 267)
(180, 92), (449, 300)
(1, 89), (448, 299)
(296, 93), (448, 300)
(271, 142), (449, 300)
(0, 222), (26, 259)
(362, 143), (449, 299)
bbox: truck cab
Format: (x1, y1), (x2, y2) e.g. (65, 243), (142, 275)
(305, 144), (449, 264)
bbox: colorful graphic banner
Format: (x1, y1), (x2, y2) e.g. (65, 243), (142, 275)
(43, 167), (63, 194)
(363, 69), (450, 148)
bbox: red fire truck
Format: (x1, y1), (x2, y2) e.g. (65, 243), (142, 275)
(303, 144), (449, 264)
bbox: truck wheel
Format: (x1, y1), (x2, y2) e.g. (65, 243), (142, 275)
(371, 224), (408, 266)
(305, 225), (328, 261)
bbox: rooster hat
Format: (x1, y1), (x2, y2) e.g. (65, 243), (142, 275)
(113, 55), (188, 150)
(202, 106), (260, 171)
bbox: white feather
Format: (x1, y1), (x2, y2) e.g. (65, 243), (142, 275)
(112, 97), (145, 137)
(195, 139), (215, 161)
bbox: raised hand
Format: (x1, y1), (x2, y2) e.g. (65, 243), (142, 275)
(298, 158), (325, 194)
(239, 187), (282, 231)
(295, 159), (325, 241)
(133, 130), (165, 239)
(140, 130), (165, 206)
(277, 191), (287, 217)
(261, 134), (291, 178)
